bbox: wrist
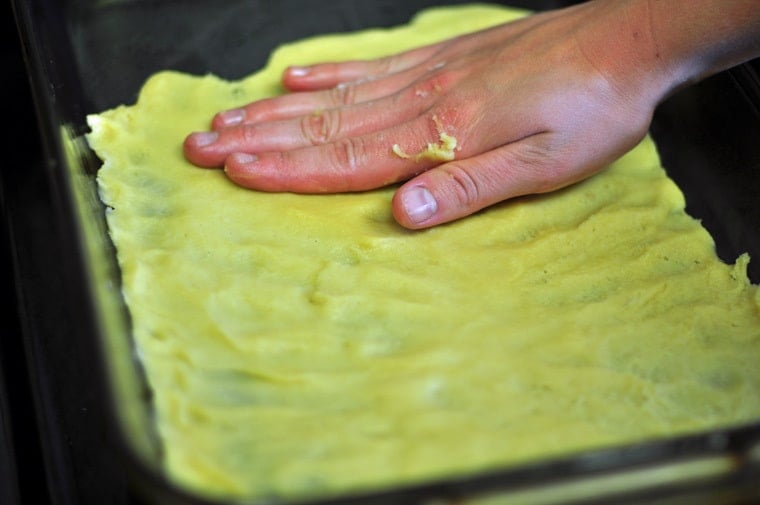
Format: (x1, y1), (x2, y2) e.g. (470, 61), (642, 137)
(626, 0), (760, 99)
(568, 0), (681, 110)
(574, 0), (760, 108)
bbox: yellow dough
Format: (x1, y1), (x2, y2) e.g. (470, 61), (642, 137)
(393, 115), (458, 161)
(85, 3), (760, 502)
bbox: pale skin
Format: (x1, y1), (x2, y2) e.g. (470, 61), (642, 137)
(184, 0), (760, 229)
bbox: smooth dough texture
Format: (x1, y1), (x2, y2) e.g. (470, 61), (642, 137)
(86, 4), (760, 502)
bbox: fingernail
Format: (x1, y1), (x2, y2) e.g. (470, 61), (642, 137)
(229, 152), (258, 165)
(401, 186), (437, 224)
(191, 131), (218, 147)
(289, 66), (310, 77)
(218, 108), (245, 127)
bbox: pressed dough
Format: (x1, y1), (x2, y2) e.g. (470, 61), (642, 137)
(86, 3), (760, 502)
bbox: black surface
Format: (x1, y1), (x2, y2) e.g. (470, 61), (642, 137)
(3, 2), (137, 504)
(2, 1), (46, 504)
(650, 63), (760, 283)
(66, 0), (583, 115)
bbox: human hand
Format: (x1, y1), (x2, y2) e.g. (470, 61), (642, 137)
(183, 1), (678, 229)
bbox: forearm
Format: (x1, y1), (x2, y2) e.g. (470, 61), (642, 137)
(576, 0), (760, 106)
(647, 0), (760, 84)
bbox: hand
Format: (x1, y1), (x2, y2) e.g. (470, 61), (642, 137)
(182, 1), (680, 229)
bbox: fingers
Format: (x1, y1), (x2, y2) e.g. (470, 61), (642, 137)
(185, 68), (466, 168)
(281, 42), (444, 91)
(391, 134), (590, 229)
(207, 57), (450, 131)
(185, 97), (427, 168)
(220, 112), (466, 193)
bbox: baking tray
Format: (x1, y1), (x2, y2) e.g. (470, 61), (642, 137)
(11, 0), (760, 503)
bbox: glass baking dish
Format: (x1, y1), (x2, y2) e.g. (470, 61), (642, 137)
(11, 0), (760, 503)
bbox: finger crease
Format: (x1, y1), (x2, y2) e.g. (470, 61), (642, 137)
(332, 137), (362, 175)
(301, 109), (341, 145)
(331, 82), (357, 107)
(445, 164), (481, 208)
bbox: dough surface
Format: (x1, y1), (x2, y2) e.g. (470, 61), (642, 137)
(86, 4), (760, 502)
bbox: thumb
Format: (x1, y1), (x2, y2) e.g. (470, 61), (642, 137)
(391, 134), (588, 229)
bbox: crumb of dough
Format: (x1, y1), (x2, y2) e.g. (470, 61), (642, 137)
(392, 115), (457, 162)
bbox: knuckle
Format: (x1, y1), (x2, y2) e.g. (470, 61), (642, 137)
(328, 81), (357, 107)
(300, 108), (342, 145)
(441, 164), (481, 209)
(512, 141), (564, 193)
(329, 136), (365, 174)
(376, 54), (398, 75)
(241, 123), (257, 143)
(238, 123), (262, 150)
(402, 69), (459, 104)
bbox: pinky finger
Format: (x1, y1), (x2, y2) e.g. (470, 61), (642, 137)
(282, 42), (445, 91)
